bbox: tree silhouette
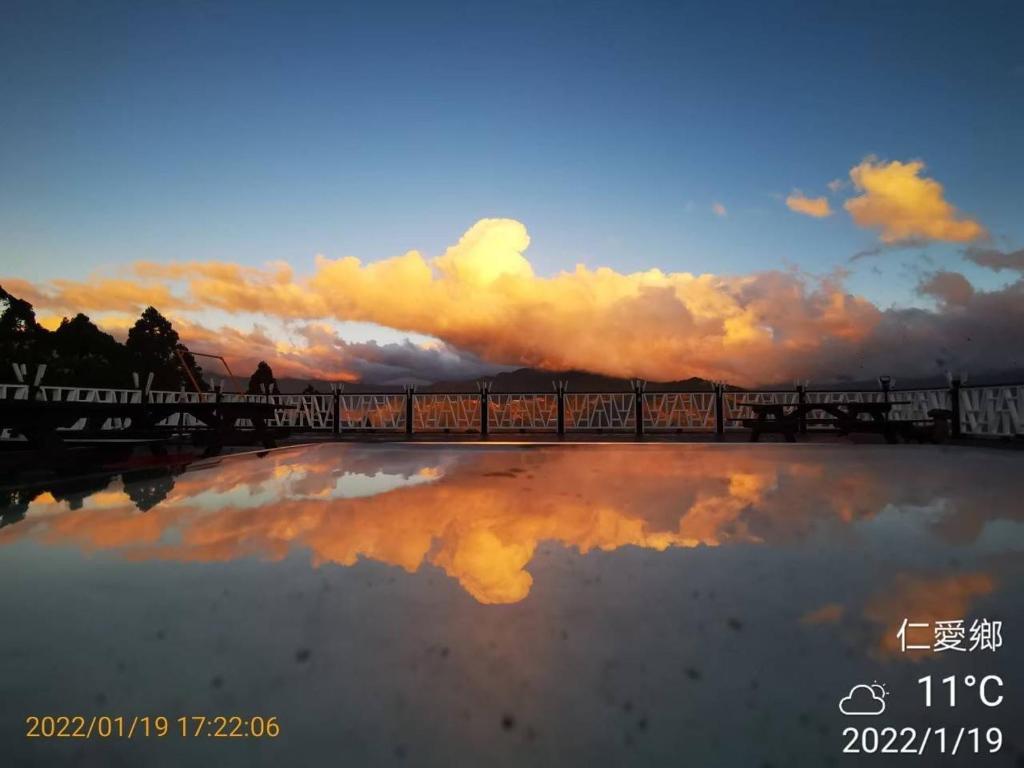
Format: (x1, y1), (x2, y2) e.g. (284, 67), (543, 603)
(1, 288), (213, 390)
(126, 307), (207, 391)
(123, 468), (178, 512)
(48, 313), (131, 386)
(0, 284), (46, 364)
(247, 360), (279, 394)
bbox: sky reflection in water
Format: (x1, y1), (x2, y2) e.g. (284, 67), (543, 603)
(4, 444), (1021, 611)
(1, 444), (1022, 766)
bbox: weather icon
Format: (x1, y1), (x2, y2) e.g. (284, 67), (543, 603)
(839, 681), (888, 716)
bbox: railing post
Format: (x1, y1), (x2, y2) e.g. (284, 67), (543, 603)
(177, 384), (186, 432)
(878, 375), (892, 405)
(714, 382), (725, 437)
(632, 379), (645, 439)
(553, 380), (566, 437)
(796, 381), (807, 434)
(947, 371), (965, 438)
(11, 363), (25, 399)
(332, 383), (342, 436)
(477, 381), (490, 437)
(16, 362), (47, 401)
(405, 384), (415, 436)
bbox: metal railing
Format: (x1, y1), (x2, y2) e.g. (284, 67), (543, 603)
(2, 379), (1021, 439)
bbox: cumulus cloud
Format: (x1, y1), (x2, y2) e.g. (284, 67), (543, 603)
(964, 246), (1024, 273)
(6, 218), (1024, 385)
(845, 158), (986, 243)
(786, 191), (832, 218)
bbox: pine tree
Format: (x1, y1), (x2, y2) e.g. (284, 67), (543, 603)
(48, 313), (131, 386)
(125, 307), (207, 391)
(0, 284), (47, 365)
(247, 360), (278, 394)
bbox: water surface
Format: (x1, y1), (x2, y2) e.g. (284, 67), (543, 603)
(1, 444), (1022, 766)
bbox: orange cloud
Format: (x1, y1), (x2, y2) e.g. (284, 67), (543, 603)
(5, 219), (886, 386)
(9, 213), (1022, 385)
(845, 158), (986, 243)
(786, 191), (832, 218)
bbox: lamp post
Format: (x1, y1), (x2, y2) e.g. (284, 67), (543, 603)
(552, 380), (567, 437)
(404, 384), (416, 436)
(477, 380), (491, 437)
(795, 379), (809, 434)
(946, 370), (967, 439)
(331, 383), (343, 436)
(877, 375), (892, 405)
(631, 379), (646, 438)
(714, 381), (725, 437)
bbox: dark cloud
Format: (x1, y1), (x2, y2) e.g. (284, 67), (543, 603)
(916, 271), (975, 307)
(789, 278), (1024, 381)
(333, 339), (511, 385)
(964, 246), (1024, 273)
(849, 239), (927, 262)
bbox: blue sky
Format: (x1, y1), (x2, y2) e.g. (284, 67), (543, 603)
(1, 0), (1023, 382)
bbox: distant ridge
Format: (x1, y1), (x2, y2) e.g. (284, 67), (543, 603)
(421, 368), (726, 393)
(227, 368), (725, 394)
(222, 367), (1024, 395)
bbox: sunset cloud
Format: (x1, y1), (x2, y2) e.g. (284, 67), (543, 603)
(5, 217), (1023, 385)
(91, 314), (506, 385)
(785, 191), (832, 218)
(845, 158), (986, 243)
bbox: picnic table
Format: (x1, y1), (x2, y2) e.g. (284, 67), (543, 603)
(0, 399), (293, 451)
(739, 400), (911, 443)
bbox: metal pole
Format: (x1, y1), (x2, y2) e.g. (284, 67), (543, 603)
(949, 373), (963, 439)
(332, 384), (341, 436)
(553, 380), (566, 437)
(478, 381), (490, 437)
(177, 384), (186, 434)
(632, 379), (645, 438)
(796, 382), (807, 434)
(714, 382), (724, 437)
(405, 385), (415, 436)
(878, 375), (892, 405)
